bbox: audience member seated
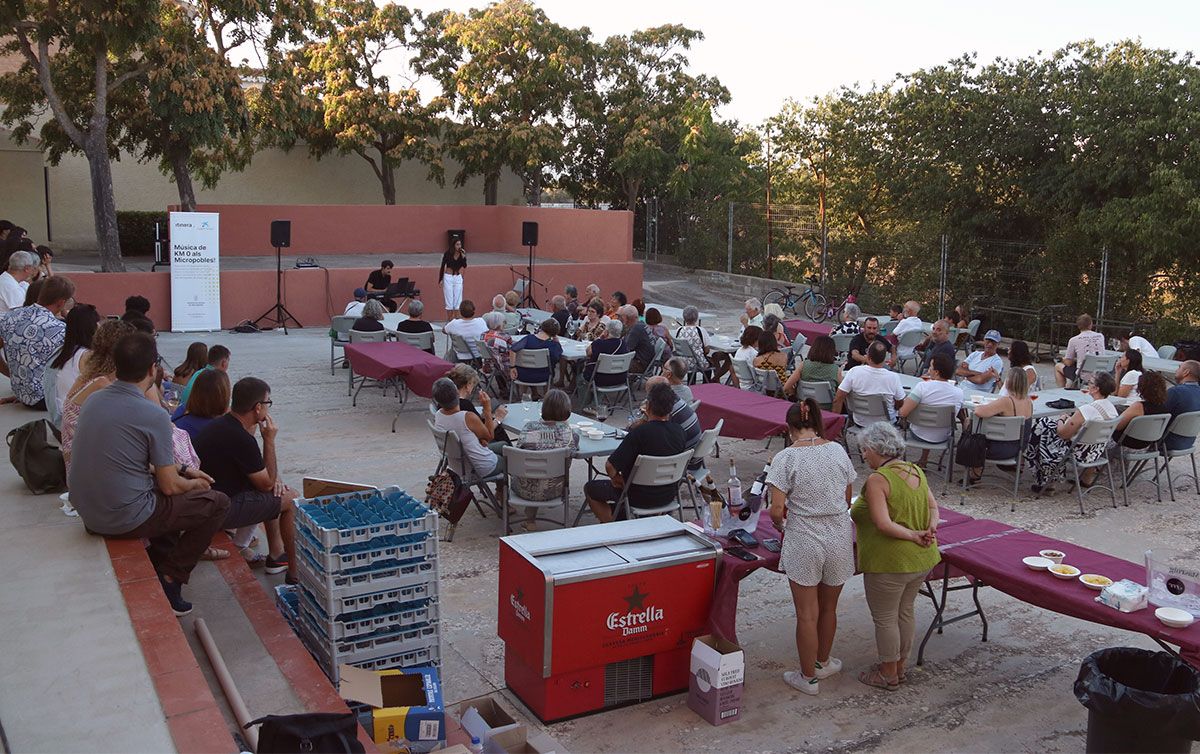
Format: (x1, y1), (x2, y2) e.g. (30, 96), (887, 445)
(173, 369), (232, 441)
(847, 317), (891, 370)
(833, 341), (905, 425)
(431, 377), (504, 482)
(0, 275), (74, 409)
(1113, 372), (1169, 450)
(22, 278), (44, 309)
(503, 291), (522, 329)
(1120, 330), (1158, 360)
(664, 358), (694, 402)
(1025, 372), (1118, 492)
(898, 353), (963, 467)
(753, 331), (802, 397)
(969, 368), (1034, 482)
(833, 303), (862, 335)
(1116, 349), (1143, 401)
(550, 295), (570, 332)
(620, 305), (654, 373)
(890, 301), (924, 361)
(951, 304), (970, 329)
(491, 294), (509, 322)
(582, 319), (626, 394)
(644, 308), (674, 357)
(0, 250), (37, 314)
(365, 260), (398, 312)
(606, 291), (628, 318)
(761, 312), (790, 348)
(448, 363), (509, 443)
(173, 342), (209, 384)
(513, 388), (578, 527)
(635, 375), (702, 468)
(956, 330), (1003, 396)
(193, 377), (299, 581)
(48, 303), (99, 425)
(511, 318), (563, 389)
(34, 244), (54, 281)
(585, 382), (687, 523)
(564, 285), (579, 314)
(730, 325), (762, 389)
(177, 343), (230, 410)
(673, 305), (731, 383)
(578, 300), (607, 341)
(69, 332), (230, 616)
(121, 295), (152, 324)
(444, 299), (488, 360)
(481, 311), (513, 392)
(394, 300), (435, 354)
(0, 220), (14, 241)
(352, 299), (387, 332)
(791, 335), (842, 403)
(344, 288), (368, 317)
(741, 298), (764, 329)
(1055, 313), (1106, 387)
(917, 319), (957, 376)
(1165, 361), (1200, 452)
(585, 283), (601, 304)
(61, 319), (134, 470)
(1002, 340), (1040, 394)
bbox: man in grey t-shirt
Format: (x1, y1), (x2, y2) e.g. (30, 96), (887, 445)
(69, 332), (229, 616)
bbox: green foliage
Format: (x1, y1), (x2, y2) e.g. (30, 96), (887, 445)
(116, 211), (168, 257)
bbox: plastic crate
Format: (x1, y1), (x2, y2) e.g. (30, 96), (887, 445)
(298, 613), (441, 679)
(304, 616), (439, 656)
(297, 576), (437, 618)
(296, 487), (437, 550)
(297, 547), (438, 606)
(297, 527), (437, 576)
(310, 640), (442, 684)
(275, 584), (302, 634)
(298, 588), (440, 642)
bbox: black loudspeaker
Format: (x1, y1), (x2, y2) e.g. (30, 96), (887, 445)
(447, 229), (466, 246)
(522, 221), (539, 247)
(271, 220), (291, 248)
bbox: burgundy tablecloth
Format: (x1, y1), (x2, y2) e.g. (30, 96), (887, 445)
(935, 519), (1200, 666)
(344, 342), (453, 398)
(783, 319), (833, 342)
(691, 383), (846, 441)
(708, 508), (977, 643)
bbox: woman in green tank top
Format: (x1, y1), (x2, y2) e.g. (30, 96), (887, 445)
(849, 422), (940, 692)
(785, 335), (842, 405)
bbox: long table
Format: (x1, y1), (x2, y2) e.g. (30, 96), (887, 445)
(691, 382), (847, 441)
(345, 342), (453, 430)
(783, 319), (833, 342)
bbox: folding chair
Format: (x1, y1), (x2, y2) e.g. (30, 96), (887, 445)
(589, 351), (635, 416)
(446, 332), (481, 365)
(682, 420), (724, 518)
(797, 380), (835, 408)
(348, 329), (400, 405)
(1059, 417), (1120, 514)
(502, 446), (573, 534)
(510, 347), (552, 401)
(608, 450), (695, 522)
(329, 315), (356, 374)
(630, 338), (668, 392)
(1067, 353), (1118, 388)
(960, 415), (1028, 510)
(429, 421), (503, 541)
(902, 403), (958, 487)
(1115, 413), (1172, 505)
(844, 393), (892, 456)
(955, 319), (981, 357)
(672, 339), (710, 384)
(476, 338), (510, 400)
(1158, 345), (1178, 360)
(895, 331), (926, 374)
(395, 330), (435, 352)
(1161, 411), (1200, 500)
(731, 359), (762, 393)
(831, 333), (854, 362)
(754, 367), (784, 398)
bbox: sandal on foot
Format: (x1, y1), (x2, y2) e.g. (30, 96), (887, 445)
(858, 666), (899, 691)
(201, 546), (230, 561)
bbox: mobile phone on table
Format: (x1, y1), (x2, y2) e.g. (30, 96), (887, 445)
(729, 529), (759, 548)
(762, 538), (782, 553)
(726, 546), (758, 562)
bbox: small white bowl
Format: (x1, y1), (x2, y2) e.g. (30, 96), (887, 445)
(1155, 607), (1196, 629)
(1079, 574), (1113, 591)
(1024, 556), (1054, 570)
(577, 421), (593, 427)
(1049, 564), (1081, 580)
(1039, 549), (1066, 564)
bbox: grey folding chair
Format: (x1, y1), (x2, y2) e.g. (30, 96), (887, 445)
(502, 445), (573, 534)
(956, 319), (981, 357)
(630, 338), (669, 392)
(672, 339), (709, 384)
(1161, 411), (1200, 500)
(612, 450), (695, 522)
(798, 380), (835, 408)
(476, 338), (510, 400)
(683, 420), (724, 518)
(349, 329), (387, 344)
(1115, 413), (1172, 506)
(902, 402), (958, 487)
(831, 333), (855, 361)
(329, 315), (356, 374)
(429, 420), (503, 541)
(895, 331), (926, 374)
(961, 414), (1029, 510)
(396, 330), (435, 352)
(510, 347), (552, 401)
(845, 393), (892, 456)
(1068, 353), (1118, 388)
(1158, 345), (1178, 360)
(754, 367), (784, 398)
(1062, 417), (1120, 514)
(589, 351), (634, 416)
(446, 332), (481, 365)
(731, 359), (762, 393)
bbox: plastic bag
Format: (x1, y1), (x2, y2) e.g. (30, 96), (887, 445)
(1074, 647), (1200, 740)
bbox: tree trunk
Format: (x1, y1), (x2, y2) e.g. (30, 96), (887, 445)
(484, 172), (499, 205)
(624, 177), (640, 211)
(169, 146), (197, 212)
(524, 168), (542, 206)
(381, 161), (397, 205)
(85, 132), (125, 272)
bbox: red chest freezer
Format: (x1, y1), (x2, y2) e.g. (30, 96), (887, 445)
(498, 518), (721, 722)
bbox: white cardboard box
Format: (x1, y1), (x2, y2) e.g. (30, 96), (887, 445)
(687, 635), (745, 726)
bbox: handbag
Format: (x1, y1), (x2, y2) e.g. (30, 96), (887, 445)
(955, 431), (989, 469)
(247, 712), (365, 754)
(425, 468), (472, 525)
(7, 419), (66, 494)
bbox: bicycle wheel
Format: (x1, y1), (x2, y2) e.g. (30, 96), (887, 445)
(803, 294), (827, 322)
(784, 294), (804, 316)
(762, 288), (787, 311)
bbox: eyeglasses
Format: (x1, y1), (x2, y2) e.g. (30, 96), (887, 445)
(257, 400), (273, 407)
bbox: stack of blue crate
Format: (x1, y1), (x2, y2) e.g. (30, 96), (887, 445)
(293, 485), (441, 683)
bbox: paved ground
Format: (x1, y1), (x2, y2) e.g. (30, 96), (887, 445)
(2, 261), (1198, 753)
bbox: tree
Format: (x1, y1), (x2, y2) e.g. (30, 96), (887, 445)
(1, 0), (161, 270)
(256, 0), (443, 205)
(419, 0), (591, 205)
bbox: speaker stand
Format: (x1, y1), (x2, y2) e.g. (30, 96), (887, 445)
(521, 243), (540, 308)
(252, 245), (302, 333)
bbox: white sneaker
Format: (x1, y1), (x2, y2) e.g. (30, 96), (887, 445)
(783, 670), (819, 696)
(814, 657), (843, 679)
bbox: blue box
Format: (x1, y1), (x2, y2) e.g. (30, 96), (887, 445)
(339, 664), (444, 752)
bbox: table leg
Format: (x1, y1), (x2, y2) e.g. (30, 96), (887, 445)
(917, 573), (989, 666)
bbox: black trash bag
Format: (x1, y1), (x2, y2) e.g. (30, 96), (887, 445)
(1074, 647), (1200, 753)
(247, 712), (365, 754)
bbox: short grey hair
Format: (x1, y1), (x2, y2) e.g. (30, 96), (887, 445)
(745, 298), (761, 313)
(605, 319), (624, 337)
(586, 283), (600, 296)
(363, 299), (386, 320)
(408, 300), (424, 317)
(552, 295), (566, 309)
(431, 378), (459, 410)
(541, 388), (572, 421)
(483, 311), (505, 330)
(858, 421), (906, 458)
(682, 305), (699, 325)
(618, 304), (638, 322)
(492, 294), (506, 310)
(8, 250), (36, 272)
(842, 303), (861, 321)
(665, 357), (687, 381)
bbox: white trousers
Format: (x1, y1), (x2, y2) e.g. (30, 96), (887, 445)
(442, 273), (463, 310)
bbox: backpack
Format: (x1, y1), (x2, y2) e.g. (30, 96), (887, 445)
(8, 419), (66, 494)
(425, 468), (472, 525)
(955, 430), (989, 469)
(247, 712), (365, 754)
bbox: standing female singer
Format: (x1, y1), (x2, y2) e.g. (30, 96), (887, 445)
(439, 238), (468, 320)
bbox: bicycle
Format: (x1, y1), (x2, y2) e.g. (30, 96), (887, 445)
(762, 278), (858, 323)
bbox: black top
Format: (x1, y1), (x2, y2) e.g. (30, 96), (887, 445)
(608, 420), (687, 506)
(352, 318), (385, 332)
(919, 339), (957, 376)
(586, 337), (627, 386)
(395, 319), (435, 353)
(460, 397), (510, 443)
(366, 269), (391, 291)
(552, 309), (570, 332)
(624, 321), (655, 367)
(847, 333), (888, 369)
(193, 413), (265, 497)
(439, 250), (467, 280)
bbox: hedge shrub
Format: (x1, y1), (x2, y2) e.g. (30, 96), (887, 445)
(116, 211), (169, 257)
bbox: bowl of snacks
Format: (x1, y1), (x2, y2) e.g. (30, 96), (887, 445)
(1049, 564), (1081, 580)
(1079, 574), (1113, 590)
(1039, 549), (1065, 564)
(1023, 556), (1054, 570)
(1155, 607), (1195, 629)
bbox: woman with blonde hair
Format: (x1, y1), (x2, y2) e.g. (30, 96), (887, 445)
(61, 320), (136, 470)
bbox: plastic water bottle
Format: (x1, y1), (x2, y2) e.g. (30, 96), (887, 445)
(468, 736), (483, 754)
(726, 460), (742, 517)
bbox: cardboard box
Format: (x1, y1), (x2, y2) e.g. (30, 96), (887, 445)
(339, 664), (445, 752)
(687, 635), (744, 726)
(456, 696), (523, 754)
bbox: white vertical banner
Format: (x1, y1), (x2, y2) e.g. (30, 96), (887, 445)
(169, 212), (221, 332)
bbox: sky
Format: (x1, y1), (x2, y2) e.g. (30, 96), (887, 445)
(404, 0), (1200, 126)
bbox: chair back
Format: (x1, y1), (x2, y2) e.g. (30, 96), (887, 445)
(1158, 344), (1178, 360)
(502, 445), (571, 480)
(648, 337), (668, 368)
(331, 315), (357, 341)
(596, 351), (633, 375)
(1079, 352), (1117, 376)
(449, 333), (480, 360)
(514, 347), (550, 370)
(1166, 410), (1200, 443)
(966, 319), (981, 338)
(831, 333), (854, 356)
(691, 420), (724, 464)
(349, 329), (387, 344)
(975, 414), (1027, 443)
(731, 359), (759, 391)
(1073, 416), (1119, 446)
(673, 338), (698, 363)
(798, 380), (835, 405)
(687, 399), (701, 414)
(396, 330), (434, 351)
(897, 330), (926, 348)
(755, 367), (783, 394)
(906, 402), (956, 437)
(628, 450), (694, 487)
(847, 392), (891, 425)
(1122, 413), (1172, 445)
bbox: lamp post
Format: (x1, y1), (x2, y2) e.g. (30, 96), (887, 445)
(765, 124), (773, 279)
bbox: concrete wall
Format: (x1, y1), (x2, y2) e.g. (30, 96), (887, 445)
(65, 260), (643, 330)
(193, 203), (634, 262)
(0, 137), (49, 241)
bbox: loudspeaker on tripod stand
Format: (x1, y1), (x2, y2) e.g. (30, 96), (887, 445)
(522, 221), (539, 247)
(271, 220), (292, 248)
(253, 220), (302, 332)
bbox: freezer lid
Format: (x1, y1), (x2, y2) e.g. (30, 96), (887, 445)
(501, 517), (702, 557)
(536, 546), (629, 576)
(608, 533), (711, 562)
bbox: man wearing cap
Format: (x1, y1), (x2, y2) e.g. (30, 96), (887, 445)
(956, 329), (1004, 395)
(344, 288), (368, 317)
